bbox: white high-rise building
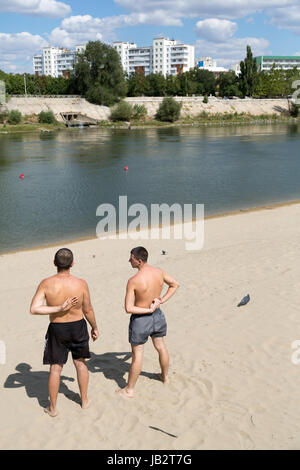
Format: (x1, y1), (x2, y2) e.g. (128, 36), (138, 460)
(113, 38), (194, 76)
(33, 44), (86, 78)
(113, 41), (137, 72)
(128, 46), (153, 75)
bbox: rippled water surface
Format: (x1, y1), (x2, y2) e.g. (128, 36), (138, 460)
(1, 124), (300, 253)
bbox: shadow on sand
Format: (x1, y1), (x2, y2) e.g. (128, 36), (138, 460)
(3, 353), (161, 408)
(86, 351), (161, 388)
(3, 363), (80, 408)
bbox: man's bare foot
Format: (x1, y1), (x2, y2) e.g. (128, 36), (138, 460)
(81, 398), (91, 409)
(158, 373), (169, 384)
(44, 406), (58, 417)
(115, 387), (135, 398)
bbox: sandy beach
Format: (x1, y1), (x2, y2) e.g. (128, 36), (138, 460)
(1, 202), (300, 450)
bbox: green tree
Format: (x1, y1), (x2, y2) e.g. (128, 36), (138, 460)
(127, 72), (150, 96)
(155, 96), (181, 122)
(70, 41), (127, 106)
(239, 45), (259, 97)
(176, 71), (197, 96)
(165, 74), (181, 96)
(146, 73), (167, 96)
(192, 68), (216, 95)
(254, 66), (296, 98)
(217, 71), (242, 97)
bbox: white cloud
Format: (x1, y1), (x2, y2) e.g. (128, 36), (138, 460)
(116, 0), (300, 35)
(194, 17), (270, 67)
(196, 36), (270, 67)
(195, 19), (237, 42)
(1, 0), (299, 74)
(270, 6), (300, 34)
(0, 32), (47, 72)
(0, 0), (71, 18)
(115, 0), (297, 20)
(48, 12), (182, 48)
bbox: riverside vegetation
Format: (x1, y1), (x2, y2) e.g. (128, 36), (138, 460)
(1, 43), (300, 131)
(0, 101), (298, 134)
(1, 43), (300, 103)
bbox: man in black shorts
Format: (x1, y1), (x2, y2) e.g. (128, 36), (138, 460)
(116, 247), (179, 398)
(30, 248), (99, 417)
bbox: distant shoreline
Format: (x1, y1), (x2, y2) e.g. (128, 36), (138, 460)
(0, 116), (298, 134)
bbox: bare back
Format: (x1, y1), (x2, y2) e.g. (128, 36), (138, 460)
(132, 265), (164, 308)
(43, 274), (85, 323)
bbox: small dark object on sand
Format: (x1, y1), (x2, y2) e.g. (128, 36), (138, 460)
(92, 255), (96, 258)
(162, 250), (167, 255)
(237, 294), (250, 307)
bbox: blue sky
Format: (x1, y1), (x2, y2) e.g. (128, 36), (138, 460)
(0, 0), (300, 73)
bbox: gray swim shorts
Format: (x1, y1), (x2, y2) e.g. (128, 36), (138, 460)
(129, 308), (167, 345)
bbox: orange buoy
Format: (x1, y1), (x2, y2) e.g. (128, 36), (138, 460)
(124, 166), (128, 171)
(19, 173), (24, 179)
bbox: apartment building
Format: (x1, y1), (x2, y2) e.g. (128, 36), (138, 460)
(114, 41), (137, 72)
(33, 45), (86, 78)
(196, 57), (228, 74)
(113, 38), (194, 76)
(255, 56), (300, 72)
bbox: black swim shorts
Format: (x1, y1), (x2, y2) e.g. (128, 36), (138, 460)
(43, 318), (90, 365)
(129, 307), (167, 345)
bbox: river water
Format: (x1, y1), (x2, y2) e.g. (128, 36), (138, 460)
(1, 123), (300, 254)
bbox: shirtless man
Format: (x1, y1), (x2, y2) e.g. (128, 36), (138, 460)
(30, 248), (99, 417)
(116, 246), (179, 398)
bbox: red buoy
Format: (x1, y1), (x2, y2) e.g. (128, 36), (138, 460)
(124, 166), (128, 171)
(19, 173), (24, 179)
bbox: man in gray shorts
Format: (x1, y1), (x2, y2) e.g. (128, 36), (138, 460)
(116, 246), (179, 398)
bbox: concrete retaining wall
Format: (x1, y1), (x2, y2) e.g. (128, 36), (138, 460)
(3, 96), (290, 121)
(4, 96), (111, 122)
(125, 97), (290, 118)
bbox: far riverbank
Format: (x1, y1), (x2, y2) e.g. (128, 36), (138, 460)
(0, 114), (298, 134)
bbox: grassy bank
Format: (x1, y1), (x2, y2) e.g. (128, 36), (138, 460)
(0, 122), (66, 133)
(100, 112), (299, 129)
(0, 112), (299, 134)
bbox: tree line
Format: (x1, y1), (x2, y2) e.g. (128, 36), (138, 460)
(1, 43), (299, 106)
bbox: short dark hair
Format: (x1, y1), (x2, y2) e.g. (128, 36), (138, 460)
(130, 246), (148, 263)
(54, 248), (73, 271)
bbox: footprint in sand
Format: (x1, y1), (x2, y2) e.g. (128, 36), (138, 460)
(237, 430), (255, 450)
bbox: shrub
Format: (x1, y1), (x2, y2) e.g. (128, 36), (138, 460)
(290, 102), (300, 117)
(110, 100), (133, 121)
(197, 111), (210, 120)
(132, 104), (147, 121)
(38, 110), (56, 124)
(203, 95), (208, 104)
(8, 109), (22, 124)
(0, 110), (8, 123)
(155, 97), (181, 122)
